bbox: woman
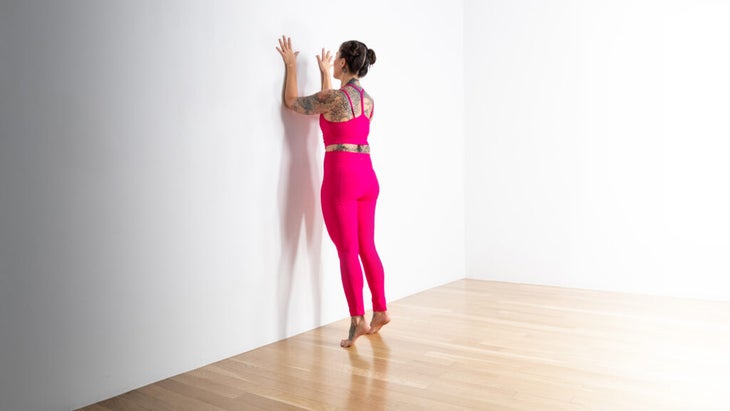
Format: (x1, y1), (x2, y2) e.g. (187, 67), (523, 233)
(276, 36), (390, 347)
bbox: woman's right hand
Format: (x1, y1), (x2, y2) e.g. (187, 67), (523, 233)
(316, 48), (333, 75)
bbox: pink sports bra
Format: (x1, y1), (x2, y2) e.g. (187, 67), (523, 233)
(319, 84), (373, 147)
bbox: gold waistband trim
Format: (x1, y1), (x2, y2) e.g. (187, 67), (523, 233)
(325, 144), (370, 153)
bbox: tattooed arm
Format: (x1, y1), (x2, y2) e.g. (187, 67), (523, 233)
(289, 90), (339, 115)
(277, 36), (337, 115)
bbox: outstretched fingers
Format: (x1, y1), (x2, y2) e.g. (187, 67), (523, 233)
(317, 48), (332, 72)
(321, 48), (331, 62)
(276, 35), (299, 64)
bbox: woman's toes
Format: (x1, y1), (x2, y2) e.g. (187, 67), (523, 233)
(340, 317), (369, 348)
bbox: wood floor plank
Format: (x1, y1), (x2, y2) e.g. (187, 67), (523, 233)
(76, 404), (113, 411)
(77, 279), (730, 410)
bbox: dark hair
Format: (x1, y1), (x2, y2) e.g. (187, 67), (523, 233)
(339, 40), (376, 77)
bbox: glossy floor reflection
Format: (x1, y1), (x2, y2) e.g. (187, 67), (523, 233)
(80, 279), (730, 410)
(344, 334), (391, 410)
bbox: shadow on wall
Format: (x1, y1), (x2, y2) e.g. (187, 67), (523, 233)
(276, 70), (324, 339)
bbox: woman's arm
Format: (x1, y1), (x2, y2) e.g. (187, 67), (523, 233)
(317, 48), (333, 92)
(290, 90), (340, 115)
(277, 36), (337, 115)
(276, 36), (300, 108)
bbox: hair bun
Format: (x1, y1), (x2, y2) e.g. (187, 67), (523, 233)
(366, 49), (376, 65)
(339, 40), (376, 78)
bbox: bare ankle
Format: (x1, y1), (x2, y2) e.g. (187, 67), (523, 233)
(341, 316), (369, 348)
(367, 311), (391, 334)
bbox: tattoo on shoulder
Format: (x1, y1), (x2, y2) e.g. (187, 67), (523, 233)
(328, 91), (352, 121)
(363, 92), (374, 118)
(292, 90), (338, 115)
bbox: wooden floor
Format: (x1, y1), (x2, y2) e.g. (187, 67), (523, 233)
(79, 279), (730, 410)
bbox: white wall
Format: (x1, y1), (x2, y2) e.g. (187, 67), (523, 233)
(11, 1), (728, 409)
(0, 1), (465, 409)
(465, 0), (730, 300)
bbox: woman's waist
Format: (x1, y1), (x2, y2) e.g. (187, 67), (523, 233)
(324, 143), (370, 154)
(324, 149), (374, 166)
(321, 129), (369, 147)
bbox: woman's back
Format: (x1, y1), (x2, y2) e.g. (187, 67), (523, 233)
(319, 83), (374, 146)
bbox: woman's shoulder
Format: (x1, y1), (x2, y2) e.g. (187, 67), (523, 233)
(324, 89), (354, 122)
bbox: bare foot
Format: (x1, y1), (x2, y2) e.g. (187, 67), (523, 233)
(341, 316), (369, 348)
(367, 311), (391, 334)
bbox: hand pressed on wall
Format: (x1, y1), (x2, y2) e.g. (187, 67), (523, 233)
(316, 48), (332, 75)
(276, 35), (299, 67)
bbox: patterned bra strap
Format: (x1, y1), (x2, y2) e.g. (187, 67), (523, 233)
(345, 84), (365, 117)
(342, 88), (356, 117)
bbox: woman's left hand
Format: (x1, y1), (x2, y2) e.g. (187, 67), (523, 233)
(276, 35), (300, 67)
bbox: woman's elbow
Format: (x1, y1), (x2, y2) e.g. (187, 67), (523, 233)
(284, 97), (297, 109)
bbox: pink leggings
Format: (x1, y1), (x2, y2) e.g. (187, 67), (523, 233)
(321, 151), (387, 317)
